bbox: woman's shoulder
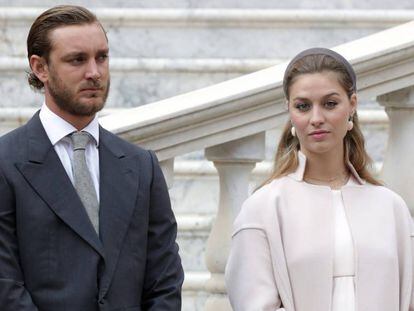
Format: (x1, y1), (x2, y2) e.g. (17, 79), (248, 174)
(358, 183), (411, 218)
(233, 177), (290, 232)
(361, 183), (407, 205)
(244, 176), (289, 207)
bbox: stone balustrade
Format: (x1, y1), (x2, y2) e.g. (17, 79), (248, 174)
(100, 21), (414, 308)
(378, 87), (414, 214)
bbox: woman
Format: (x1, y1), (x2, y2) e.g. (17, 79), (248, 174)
(225, 48), (414, 311)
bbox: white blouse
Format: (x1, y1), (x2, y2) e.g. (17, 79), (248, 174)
(332, 189), (355, 311)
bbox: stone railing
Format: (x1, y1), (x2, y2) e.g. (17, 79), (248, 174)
(99, 20), (414, 310)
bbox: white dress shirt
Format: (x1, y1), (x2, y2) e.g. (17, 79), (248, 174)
(39, 103), (100, 201)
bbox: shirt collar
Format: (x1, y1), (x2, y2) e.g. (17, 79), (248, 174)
(39, 103), (100, 146)
(288, 150), (365, 185)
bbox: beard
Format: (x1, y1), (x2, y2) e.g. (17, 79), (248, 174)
(47, 69), (110, 117)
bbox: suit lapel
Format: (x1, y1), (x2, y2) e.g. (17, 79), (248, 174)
(16, 113), (105, 258)
(98, 127), (140, 296)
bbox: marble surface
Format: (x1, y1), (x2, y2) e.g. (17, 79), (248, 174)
(0, 21), (385, 58)
(0, 0), (413, 9)
(0, 70), (241, 108)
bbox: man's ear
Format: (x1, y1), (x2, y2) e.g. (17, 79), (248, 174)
(29, 55), (49, 83)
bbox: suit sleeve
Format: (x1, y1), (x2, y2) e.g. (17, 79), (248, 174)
(225, 226), (284, 311)
(141, 151), (184, 310)
(0, 167), (38, 310)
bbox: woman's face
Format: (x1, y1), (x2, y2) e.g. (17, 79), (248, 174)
(288, 71), (357, 158)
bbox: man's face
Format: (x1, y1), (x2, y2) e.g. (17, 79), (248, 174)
(45, 22), (110, 117)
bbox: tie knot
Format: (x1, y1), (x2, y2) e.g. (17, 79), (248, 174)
(70, 131), (91, 151)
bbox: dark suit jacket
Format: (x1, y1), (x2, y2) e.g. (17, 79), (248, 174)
(0, 113), (184, 311)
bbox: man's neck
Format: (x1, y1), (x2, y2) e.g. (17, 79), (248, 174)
(45, 101), (95, 131)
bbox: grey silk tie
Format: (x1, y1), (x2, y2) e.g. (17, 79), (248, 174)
(70, 131), (99, 235)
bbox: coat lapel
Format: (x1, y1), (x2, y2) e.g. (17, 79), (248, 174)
(98, 127), (140, 297)
(16, 113), (105, 258)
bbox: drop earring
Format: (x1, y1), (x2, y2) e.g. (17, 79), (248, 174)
(347, 115), (354, 131)
(291, 126), (296, 137)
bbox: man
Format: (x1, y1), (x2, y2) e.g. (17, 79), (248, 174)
(0, 5), (183, 310)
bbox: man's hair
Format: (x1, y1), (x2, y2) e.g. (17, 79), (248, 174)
(27, 5), (104, 90)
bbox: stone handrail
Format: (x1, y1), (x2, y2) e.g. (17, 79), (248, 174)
(100, 21), (414, 162)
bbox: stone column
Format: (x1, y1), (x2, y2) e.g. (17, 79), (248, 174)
(204, 132), (265, 310)
(378, 86), (414, 215)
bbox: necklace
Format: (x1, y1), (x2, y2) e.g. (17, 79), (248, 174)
(304, 170), (350, 187)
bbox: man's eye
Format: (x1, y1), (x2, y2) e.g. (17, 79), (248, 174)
(70, 57), (85, 65)
(97, 54), (108, 62)
(295, 102), (311, 112)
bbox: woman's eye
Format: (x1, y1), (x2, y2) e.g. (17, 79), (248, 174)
(325, 101), (338, 109)
(295, 102), (311, 112)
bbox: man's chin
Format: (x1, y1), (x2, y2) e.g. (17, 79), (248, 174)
(71, 99), (105, 116)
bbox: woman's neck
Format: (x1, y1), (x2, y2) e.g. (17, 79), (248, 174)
(302, 149), (349, 189)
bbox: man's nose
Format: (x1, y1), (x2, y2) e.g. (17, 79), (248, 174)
(85, 59), (101, 80)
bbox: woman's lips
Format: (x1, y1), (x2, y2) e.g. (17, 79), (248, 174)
(309, 130), (329, 140)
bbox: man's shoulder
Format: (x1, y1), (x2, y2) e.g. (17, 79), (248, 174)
(0, 122), (28, 155)
(99, 126), (151, 157)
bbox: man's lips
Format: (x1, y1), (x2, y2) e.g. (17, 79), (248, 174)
(80, 87), (102, 92)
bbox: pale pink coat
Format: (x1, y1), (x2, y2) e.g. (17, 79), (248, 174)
(225, 152), (414, 311)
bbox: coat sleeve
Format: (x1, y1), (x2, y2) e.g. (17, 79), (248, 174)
(0, 167), (38, 310)
(141, 151), (184, 311)
(225, 225), (283, 311)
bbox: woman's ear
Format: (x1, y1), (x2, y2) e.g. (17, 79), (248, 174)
(350, 93), (357, 114)
(29, 55), (49, 84)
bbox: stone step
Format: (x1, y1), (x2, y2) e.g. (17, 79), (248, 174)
(176, 214), (212, 271)
(2, 8), (410, 107)
(0, 0), (413, 9)
(182, 271), (209, 311)
(2, 8), (413, 58)
(0, 56), (282, 108)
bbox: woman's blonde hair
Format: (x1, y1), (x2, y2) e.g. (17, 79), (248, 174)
(264, 53), (381, 186)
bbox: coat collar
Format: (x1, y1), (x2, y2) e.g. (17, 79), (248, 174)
(97, 126), (140, 297)
(288, 151), (365, 185)
(16, 112), (105, 257)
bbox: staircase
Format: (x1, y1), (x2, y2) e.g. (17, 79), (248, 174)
(1, 2), (413, 310)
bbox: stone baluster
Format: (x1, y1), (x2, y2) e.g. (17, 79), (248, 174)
(377, 86), (414, 215)
(159, 157), (175, 189)
(204, 133), (265, 310)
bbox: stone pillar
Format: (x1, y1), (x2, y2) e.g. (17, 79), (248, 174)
(378, 86), (414, 215)
(159, 157), (175, 189)
(204, 132), (265, 310)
